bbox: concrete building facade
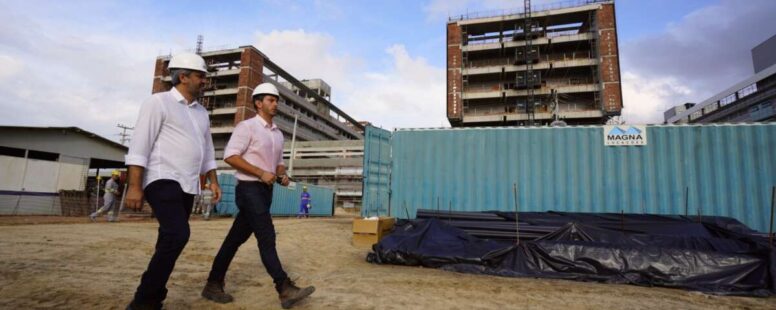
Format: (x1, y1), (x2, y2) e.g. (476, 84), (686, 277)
(283, 140), (363, 208)
(446, 0), (622, 126)
(152, 46), (364, 168)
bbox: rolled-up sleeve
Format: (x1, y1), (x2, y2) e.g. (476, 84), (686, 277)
(125, 97), (164, 167)
(224, 120), (251, 159)
(277, 136), (285, 167)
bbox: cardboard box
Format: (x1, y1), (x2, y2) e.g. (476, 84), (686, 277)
(352, 231), (386, 248)
(352, 217), (396, 234)
(352, 217), (396, 247)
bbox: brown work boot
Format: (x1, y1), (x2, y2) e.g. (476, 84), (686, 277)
(278, 278), (315, 309)
(201, 280), (234, 304)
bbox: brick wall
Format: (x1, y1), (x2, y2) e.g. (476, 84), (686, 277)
(151, 58), (170, 94)
(234, 48), (264, 124)
(447, 23), (463, 123)
(597, 3), (623, 114)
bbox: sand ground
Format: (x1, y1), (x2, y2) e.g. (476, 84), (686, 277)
(0, 214), (774, 310)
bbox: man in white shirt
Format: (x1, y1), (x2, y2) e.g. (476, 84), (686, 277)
(123, 52), (221, 310)
(201, 83), (315, 309)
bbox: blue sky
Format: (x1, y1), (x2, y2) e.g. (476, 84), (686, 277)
(1, 0), (775, 142)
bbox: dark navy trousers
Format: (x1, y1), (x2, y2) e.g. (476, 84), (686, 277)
(207, 181), (288, 292)
(133, 180), (194, 305)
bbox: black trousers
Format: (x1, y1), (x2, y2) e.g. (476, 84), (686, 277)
(133, 180), (194, 305)
(208, 181), (288, 292)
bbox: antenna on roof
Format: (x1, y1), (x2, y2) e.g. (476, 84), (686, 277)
(196, 35), (204, 55)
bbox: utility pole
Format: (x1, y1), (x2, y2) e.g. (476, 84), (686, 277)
(117, 124), (134, 145)
(288, 114), (299, 177)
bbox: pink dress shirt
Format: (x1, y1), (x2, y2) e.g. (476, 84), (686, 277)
(224, 115), (285, 181)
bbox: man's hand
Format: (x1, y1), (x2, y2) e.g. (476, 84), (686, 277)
(260, 172), (276, 185)
(209, 182), (222, 203)
(279, 174), (290, 186)
(126, 186), (144, 210)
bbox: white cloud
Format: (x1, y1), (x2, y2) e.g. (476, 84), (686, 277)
(620, 71), (694, 125)
(0, 8), (162, 143)
(621, 0), (776, 124)
(0, 54), (23, 80)
(254, 30), (447, 129)
(342, 44), (447, 129)
(254, 29), (362, 96)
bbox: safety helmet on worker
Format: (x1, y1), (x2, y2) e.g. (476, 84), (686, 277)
(252, 82), (279, 98)
(111, 170), (121, 176)
(167, 52), (208, 73)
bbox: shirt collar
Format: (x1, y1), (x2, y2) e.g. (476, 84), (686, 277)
(255, 115), (277, 130)
(171, 87), (199, 107)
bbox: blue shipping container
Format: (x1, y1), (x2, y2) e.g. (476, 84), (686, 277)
(362, 124), (776, 232)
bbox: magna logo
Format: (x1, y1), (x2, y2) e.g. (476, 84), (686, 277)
(603, 125), (647, 146)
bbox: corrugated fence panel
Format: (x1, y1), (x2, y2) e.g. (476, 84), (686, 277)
(270, 183), (334, 217)
(361, 126), (392, 217)
(215, 173), (334, 217)
(377, 124), (776, 232)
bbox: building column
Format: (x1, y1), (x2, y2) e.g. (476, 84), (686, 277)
(235, 48), (264, 124)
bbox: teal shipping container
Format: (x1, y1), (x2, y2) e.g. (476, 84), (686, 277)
(215, 173), (334, 217)
(362, 124), (776, 232)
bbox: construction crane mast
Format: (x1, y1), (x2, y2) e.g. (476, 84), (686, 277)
(522, 0), (535, 125)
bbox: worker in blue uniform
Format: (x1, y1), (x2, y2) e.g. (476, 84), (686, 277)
(297, 186), (311, 219)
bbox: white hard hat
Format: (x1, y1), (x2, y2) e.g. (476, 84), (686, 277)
(168, 52), (207, 73)
(252, 82), (279, 98)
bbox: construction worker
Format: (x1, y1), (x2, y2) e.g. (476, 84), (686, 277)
(297, 186), (311, 219)
(202, 82), (315, 309)
(89, 170), (121, 222)
(200, 185), (214, 220)
(123, 52), (221, 310)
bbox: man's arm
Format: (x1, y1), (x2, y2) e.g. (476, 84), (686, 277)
(123, 96), (164, 210)
(204, 169), (221, 203)
(224, 155), (276, 185)
(276, 165), (290, 186)
(125, 165), (145, 209)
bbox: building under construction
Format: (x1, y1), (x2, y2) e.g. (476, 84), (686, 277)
(446, 0), (622, 126)
(152, 45), (364, 169)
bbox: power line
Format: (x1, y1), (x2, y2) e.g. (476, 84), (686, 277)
(117, 123), (133, 145)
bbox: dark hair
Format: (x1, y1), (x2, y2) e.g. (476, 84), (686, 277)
(170, 69), (193, 86)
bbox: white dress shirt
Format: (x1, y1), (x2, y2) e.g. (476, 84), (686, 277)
(125, 87), (217, 195)
(224, 115), (285, 181)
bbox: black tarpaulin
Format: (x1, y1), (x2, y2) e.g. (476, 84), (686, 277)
(367, 212), (776, 296)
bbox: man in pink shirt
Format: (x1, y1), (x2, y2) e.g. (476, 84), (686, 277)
(202, 83), (315, 309)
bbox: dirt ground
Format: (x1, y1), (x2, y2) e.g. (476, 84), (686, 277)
(0, 214), (774, 310)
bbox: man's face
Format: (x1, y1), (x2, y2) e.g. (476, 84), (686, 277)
(255, 95), (279, 117)
(181, 71), (207, 98)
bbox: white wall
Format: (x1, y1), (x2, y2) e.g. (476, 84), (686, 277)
(0, 154), (87, 215)
(0, 155), (26, 191)
(22, 159), (60, 192)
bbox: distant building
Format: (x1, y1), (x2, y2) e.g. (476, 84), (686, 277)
(0, 126), (127, 215)
(152, 46), (364, 169)
(666, 35), (776, 124)
(446, 0), (622, 126)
